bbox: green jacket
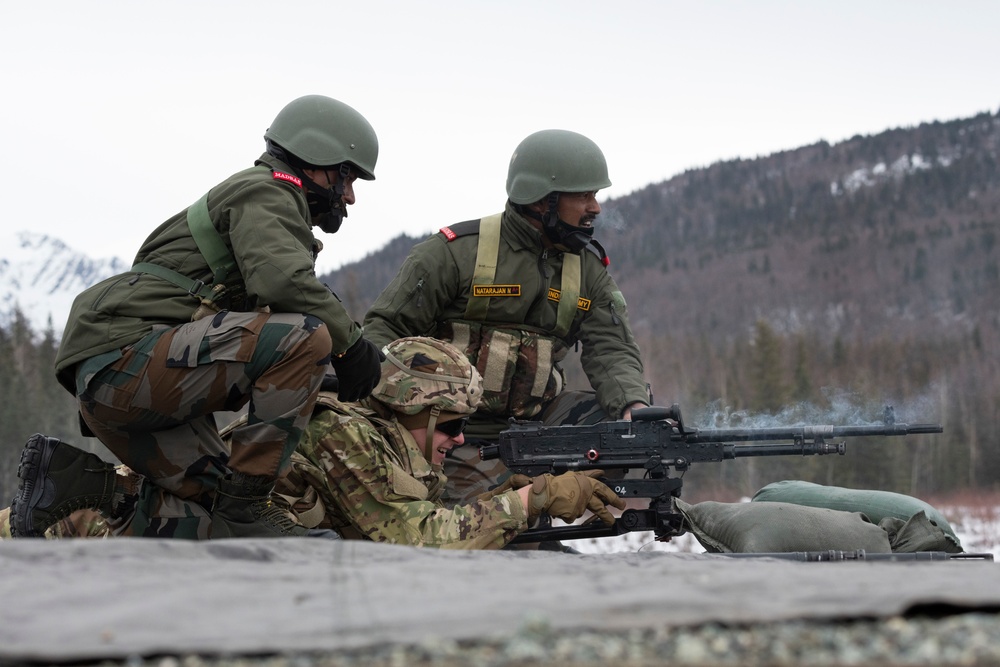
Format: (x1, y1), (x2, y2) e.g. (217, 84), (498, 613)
(55, 153), (360, 392)
(275, 394), (527, 549)
(363, 203), (648, 420)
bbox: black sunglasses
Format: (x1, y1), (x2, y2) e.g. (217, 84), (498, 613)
(435, 417), (468, 438)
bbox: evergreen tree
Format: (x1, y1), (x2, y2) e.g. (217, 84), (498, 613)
(750, 320), (786, 413)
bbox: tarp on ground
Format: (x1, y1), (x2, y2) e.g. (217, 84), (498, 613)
(1, 539), (997, 663)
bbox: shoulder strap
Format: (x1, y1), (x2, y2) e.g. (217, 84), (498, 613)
(130, 192), (236, 299)
(462, 212), (504, 321)
(554, 253), (581, 338)
(186, 192), (237, 285)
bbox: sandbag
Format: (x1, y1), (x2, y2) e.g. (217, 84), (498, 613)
(751, 480), (962, 551)
(879, 511), (963, 553)
(675, 498), (893, 554)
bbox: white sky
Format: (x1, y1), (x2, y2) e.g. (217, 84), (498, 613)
(2, 1), (998, 274)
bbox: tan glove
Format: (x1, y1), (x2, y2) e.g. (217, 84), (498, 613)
(474, 474), (533, 502)
(526, 470), (626, 526)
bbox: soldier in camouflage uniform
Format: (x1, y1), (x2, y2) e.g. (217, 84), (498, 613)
(273, 337), (624, 547)
(11, 95), (385, 540)
(7, 338), (625, 548)
(363, 130), (651, 503)
(0, 507), (108, 539)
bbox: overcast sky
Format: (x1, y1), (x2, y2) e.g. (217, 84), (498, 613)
(3, 1), (998, 274)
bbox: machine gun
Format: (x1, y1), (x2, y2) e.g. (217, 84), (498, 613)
(479, 404), (943, 543)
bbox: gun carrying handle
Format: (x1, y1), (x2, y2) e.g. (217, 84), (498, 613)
(631, 404), (683, 428)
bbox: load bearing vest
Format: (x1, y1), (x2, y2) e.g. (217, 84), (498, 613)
(462, 213), (582, 339)
(451, 213), (591, 417)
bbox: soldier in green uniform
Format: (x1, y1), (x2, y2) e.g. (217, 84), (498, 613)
(363, 129), (651, 502)
(7, 338), (624, 547)
(11, 95), (385, 540)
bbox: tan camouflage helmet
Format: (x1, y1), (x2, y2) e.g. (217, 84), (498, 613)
(371, 337), (483, 416)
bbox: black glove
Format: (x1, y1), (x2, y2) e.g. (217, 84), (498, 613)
(330, 336), (384, 402)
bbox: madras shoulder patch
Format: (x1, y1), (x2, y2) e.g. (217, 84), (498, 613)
(273, 171), (303, 187)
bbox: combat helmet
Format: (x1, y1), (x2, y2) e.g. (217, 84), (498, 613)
(506, 129), (610, 205)
(506, 129), (611, 252)
(264, 94), (378, 179)
(372, 337), (482, 417)
(264, 95), (378, 235)
(371, 337), (483, 465)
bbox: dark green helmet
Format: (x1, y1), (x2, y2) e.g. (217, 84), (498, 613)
(506, 129), (611, 204)
(264, 95), (378, 180)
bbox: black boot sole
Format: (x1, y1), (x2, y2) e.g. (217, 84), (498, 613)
(10, 434), (60, 538)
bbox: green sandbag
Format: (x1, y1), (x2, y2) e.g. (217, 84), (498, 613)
(751, 480), (962, 550)
(675, 498), (893, 554)
(879, 512), (963, 553)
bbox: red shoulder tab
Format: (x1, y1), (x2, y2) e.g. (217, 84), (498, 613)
(439, 226), (458, 241)
(588, 239), (611, 268)
(272, 171), (303, 188)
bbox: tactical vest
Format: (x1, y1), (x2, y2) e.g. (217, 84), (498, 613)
(437, 213), (588, 419)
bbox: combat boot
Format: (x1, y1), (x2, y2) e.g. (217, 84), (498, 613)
(210, 473), (339, 539)
(10, 434), (116, 538)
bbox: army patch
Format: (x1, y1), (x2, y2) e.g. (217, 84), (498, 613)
(547, 288), (592, 311)
(473, 284), (521, 297)
(273, 171), (303, 187)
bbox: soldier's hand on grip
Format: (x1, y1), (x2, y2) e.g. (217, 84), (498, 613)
(526, 470), (626, 526)
(331, 336), (385, 402)
(475, 473), (533, 502)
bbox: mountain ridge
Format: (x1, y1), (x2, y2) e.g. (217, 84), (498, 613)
(0, 231), (129, 334)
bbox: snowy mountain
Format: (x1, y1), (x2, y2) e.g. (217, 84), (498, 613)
(0, 231), (128, 336)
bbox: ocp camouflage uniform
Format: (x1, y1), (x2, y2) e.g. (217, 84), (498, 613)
(363, 203), (649, 501)
(0, 507), (109, 539)
(271, 393), (528, 549)
(53, 152), (355, 536)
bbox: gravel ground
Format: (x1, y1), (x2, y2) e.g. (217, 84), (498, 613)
(70, 612), (1000, 667)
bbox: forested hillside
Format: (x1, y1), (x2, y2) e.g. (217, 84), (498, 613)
(1, 111), (996, 505)
(325, 110), (1000, 499)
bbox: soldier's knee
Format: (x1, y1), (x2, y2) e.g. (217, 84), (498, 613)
(303, 319), (333, 354)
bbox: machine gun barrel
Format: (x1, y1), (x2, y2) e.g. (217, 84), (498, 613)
(684, 422), (942, 444)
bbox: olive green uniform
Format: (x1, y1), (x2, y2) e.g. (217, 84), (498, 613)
(364, 203), (647, 422)
(55, 152), (360, 380)
(52, 154), (356, 535)
(364, 204), (648, 500)
(272, 394), (528, 549)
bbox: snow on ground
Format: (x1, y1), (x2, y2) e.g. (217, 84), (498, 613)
(571, 504), (1000, 559)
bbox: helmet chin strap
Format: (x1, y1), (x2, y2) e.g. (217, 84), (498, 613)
(304, 163), (351, 234)
(424, 406), (442, 463)
(264, 141), (350, 234)
(538, 194), (594, 253)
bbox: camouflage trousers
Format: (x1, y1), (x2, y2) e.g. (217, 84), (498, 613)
(77, 311), (331, 538)
(442, 389), (611, 506)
